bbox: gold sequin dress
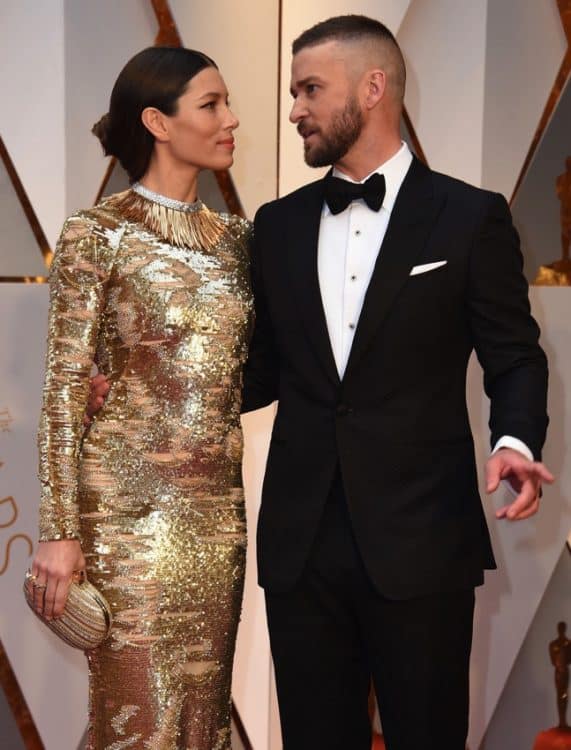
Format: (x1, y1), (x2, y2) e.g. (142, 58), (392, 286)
(37, 183), (253, 750)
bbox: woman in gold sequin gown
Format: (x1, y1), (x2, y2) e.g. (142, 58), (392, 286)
(30, 47), (252, 750)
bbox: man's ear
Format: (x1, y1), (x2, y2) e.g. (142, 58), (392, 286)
(141, 107), (170, 142)
(364, 70), (386, 109)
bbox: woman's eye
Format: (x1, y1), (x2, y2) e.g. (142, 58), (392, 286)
(201, 101), (216, 109)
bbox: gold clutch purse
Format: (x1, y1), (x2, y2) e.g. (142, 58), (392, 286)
(23, 570), (112, 650)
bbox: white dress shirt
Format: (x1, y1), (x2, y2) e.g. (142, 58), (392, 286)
(318, 142), (412, 378)
(317, 142), (532, 465)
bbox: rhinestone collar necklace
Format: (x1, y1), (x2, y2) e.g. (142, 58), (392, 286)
(132, 182), (204, 213)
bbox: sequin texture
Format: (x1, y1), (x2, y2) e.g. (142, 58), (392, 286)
(37, 188), (253, 749)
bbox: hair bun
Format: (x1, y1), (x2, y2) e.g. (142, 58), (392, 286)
(92, 113), (114, 155)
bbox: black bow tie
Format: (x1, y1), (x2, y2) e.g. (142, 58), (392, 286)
(324, 172), (386, 215)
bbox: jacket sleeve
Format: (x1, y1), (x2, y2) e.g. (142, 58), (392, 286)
(468, 192), (548, 459)
(241, 205), (280, 413)
(37, 214), (115, 540)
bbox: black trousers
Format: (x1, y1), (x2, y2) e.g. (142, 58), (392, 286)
(265, 471), (475, 750)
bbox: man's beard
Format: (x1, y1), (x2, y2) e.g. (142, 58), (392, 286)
(301, 95), (363, 168)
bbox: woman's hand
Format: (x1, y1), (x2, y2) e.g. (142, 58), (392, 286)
(30, 540), (86, 620)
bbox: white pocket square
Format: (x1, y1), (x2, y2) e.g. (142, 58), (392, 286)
(409, 260), (447, 276)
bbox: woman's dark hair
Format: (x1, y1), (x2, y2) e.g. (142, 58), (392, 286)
(92, 46), (217, 183)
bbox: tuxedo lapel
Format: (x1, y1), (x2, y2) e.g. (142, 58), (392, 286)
(343, 158), (445, 381)
(285, 179), (340, 387)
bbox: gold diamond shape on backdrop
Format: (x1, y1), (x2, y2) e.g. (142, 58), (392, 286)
(511, 0), (571, 204)
(0, 136), (51, 282)
(512, 72), (571, 280)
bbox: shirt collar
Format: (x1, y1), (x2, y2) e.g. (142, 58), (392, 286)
(325, 141), (413, 216)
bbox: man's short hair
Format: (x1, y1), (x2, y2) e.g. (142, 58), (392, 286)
(292, 15), (406, 102)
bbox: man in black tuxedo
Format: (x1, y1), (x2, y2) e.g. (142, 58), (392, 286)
(242, 15), (553, 750)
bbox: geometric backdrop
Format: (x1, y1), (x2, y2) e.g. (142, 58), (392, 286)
(1, 2), (570, 749)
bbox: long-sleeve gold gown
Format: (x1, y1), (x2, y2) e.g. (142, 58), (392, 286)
(37, 183), (253, 750)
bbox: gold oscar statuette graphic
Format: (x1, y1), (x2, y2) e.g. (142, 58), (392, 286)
(533, 621), (571, 749)
(535, 158), (571, 285)
(0, 408), (14, 432)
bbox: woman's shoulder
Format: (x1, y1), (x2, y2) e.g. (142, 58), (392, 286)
(55, 197), (129, 265)
(216, 211), (253, 242)
(63, 193), (128, 232)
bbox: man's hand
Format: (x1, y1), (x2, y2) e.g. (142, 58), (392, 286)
(83, 373), (110, 426)
(486, 448), (554, 521)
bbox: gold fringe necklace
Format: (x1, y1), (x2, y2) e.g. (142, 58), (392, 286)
(106, 183), (228, 251)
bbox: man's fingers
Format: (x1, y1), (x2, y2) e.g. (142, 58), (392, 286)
(91, 373), (107, 388)
(488, 454), (555, 499)
(496, 480), (540, 521)
(508, 461), (554, 485)
(496, 499), (539, 520)
(507, 482), (537, 518)
(505, 497), (540, 521)
(85, 396), (104, 419)
(511, 500), (540, 521)
(486, 460), (502, 493)
(90, 374), (110, 397)
(532, 463), (555, 483)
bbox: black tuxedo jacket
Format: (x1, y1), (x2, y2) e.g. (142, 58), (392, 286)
(242, 157), (548, 599)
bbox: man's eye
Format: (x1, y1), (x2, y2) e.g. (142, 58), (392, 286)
(306, 84), (317, 95)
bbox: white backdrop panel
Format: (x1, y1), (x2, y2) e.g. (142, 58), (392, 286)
(468, 287), (571, 749)
(399, 0), (487, 186)
(482, 0), (566, 198)
(0, 0), (65, 248)
(239, 406), (277, 750)
(0, 158), (47, 277)
(64, 0), (157, 218)
(0, 284), (88, 750)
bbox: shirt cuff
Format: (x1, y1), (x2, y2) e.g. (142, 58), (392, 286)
(491, 436), (533, 461)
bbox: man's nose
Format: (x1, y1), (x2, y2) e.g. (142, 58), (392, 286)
(289, 98), (305, 124)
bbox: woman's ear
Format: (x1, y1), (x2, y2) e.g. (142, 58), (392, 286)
(141, 107), (170, 142)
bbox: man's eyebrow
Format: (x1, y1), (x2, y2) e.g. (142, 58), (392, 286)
(290, 76), (323, 96)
